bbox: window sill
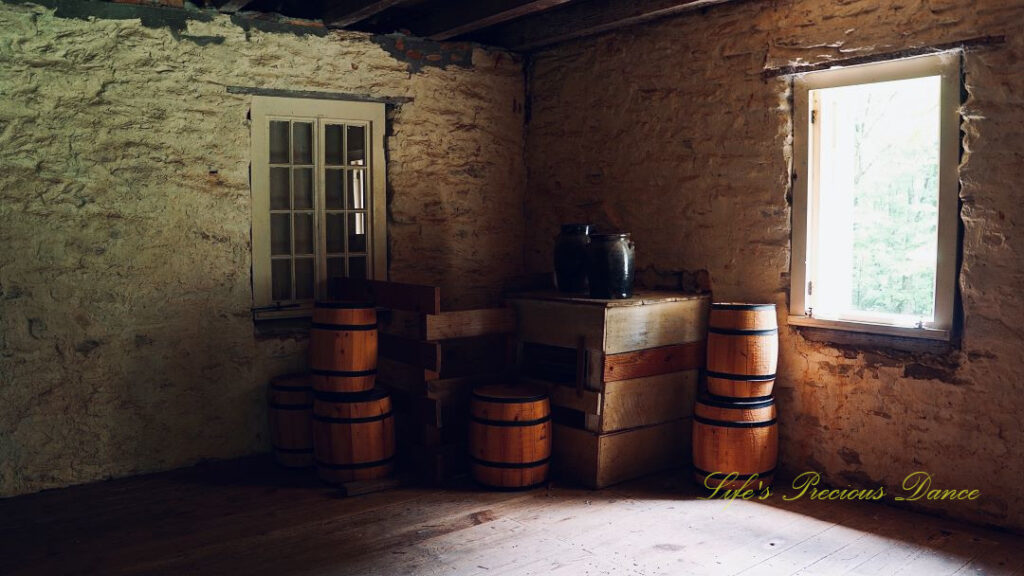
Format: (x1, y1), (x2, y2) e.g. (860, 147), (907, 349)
(253, 304), (313, 321)
(253, 315), (312, 340)
(787, 315), (950, 342)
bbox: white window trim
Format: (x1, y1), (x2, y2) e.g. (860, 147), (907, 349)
(250, 96), (387, 319)
(789, 52), (961, 341)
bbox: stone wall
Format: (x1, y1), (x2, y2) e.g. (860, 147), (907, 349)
(525, 0), (1024, 530)
(0, 1), (525, 496)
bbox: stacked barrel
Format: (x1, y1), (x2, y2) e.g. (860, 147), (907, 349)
(693, 303), (779, 490)
(310, 301), (395, 483)
(267, 301), (395, 484)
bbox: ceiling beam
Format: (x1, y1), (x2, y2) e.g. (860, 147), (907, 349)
(323, 0), (410, 28)
(217, 0), (255, 13)
(486, 0), (737, 51)
(421, 0), (574, 41)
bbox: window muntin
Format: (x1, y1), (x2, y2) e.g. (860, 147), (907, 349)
(251, 97), (386, 319)
(790, 53), (960, 340)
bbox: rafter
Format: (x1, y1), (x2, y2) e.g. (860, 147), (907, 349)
(217, 0), (255, 13)
(485, 0), (736, 51)
(323, 0), (409, 28)
(420, 0), (573, 41)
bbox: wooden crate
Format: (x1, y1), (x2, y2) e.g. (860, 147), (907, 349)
(551, 419), (692, 489)
(530, 370), (699, 433)
(509, 290), (708, 356)
(333, 278), (516, 483)
(509, 290), (709, 487)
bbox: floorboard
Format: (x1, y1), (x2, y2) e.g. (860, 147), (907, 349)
(0, 457), (1021, 576)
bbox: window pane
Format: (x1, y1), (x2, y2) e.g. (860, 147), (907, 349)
(269, 121), (289, 164)
(326, 257), (345, 299)
(294, 168), (313, 210)
(294, 213), (314, 256)
(295, 258), (314, 300)
(326, 213), (344, 254)
(325, 124), (343, 166)
(270, 167), (290, 210)
(348, 170), (366, 210)
(271, 259), (291, 301)
(325, 169), (343, 210)
(271, 213), (291, 256)
(348, 212), (367, 253)
(348, 256), (368, 279)
(347, 125), (366, 166)
(293, 122), (313, 165)
(813, 75), (940, 323)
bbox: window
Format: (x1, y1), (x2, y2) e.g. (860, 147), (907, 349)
(790, 53), (961, 340)
(250, 97), (386, 319)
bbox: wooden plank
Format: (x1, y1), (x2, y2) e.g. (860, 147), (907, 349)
(425, 373), (506, 398)
(602, 341), (705, 382)
(600, 370), (698, 432)
(594, 419), (690, 488)
(551, 419), (690, 488)
(339, 477), (401, 497)
(434, 336), (509, 378)
(420, 0), (572, 41)
(507, 289), (707, 307)
(323, 0), (409, 28)
(379, 333), (441, 371)
(377, 357), (437, 392)
(483, 0), (736, 51)
(519, 341), (579, 384)
(511, 292), (709, 354)
(379, 333), (509, 376)
(549, 425), (599, 487)
(379, 307), (516, 340)
(377, 309), (423, 339)
(603, 296), (709, 353)
(217, 0), (255, 13)
(509, 298), (605, 350)
(332, 278), (440, 314)
(5, 455), (1024, 575)
(424, 307), (517, 340)
(382, 383), (441, 426)
(536, 378), (602, 415)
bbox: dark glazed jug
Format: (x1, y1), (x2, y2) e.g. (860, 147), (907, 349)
(553, 223), (591, 293)
(587, 233), (635, 299)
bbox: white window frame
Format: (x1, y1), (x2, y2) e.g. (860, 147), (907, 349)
(250, 96), (387, 319)
(789, 52), (961, 341)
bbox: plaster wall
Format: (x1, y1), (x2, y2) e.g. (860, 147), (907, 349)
(0, 1), (525, 495)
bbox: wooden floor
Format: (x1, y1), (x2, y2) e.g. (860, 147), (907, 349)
(1, 458), (1022, 576)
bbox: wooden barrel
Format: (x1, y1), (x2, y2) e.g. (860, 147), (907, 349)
(706, 303), (778, 399)
(313, 388), (395, 484)
(268, 374), (313, 468)
(469, 385), (551, 490)
(310, 301), (377, 393)
(692, 395), (778, 490)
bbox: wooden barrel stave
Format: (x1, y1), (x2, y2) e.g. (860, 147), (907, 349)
(310, 301), (378, 393)
(706, 303), (778, 399)
(268, 374), (313, 468)
(469, 386), (551, 489)
(313, 388), (395, 484)
(692, 395), (778, 490)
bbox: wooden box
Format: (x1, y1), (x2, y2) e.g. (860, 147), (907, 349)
(332, 278), (517, 484)
(551, 419), (692, 489)
(509, 290), (709, 486)
(536, 370), (699, 433)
